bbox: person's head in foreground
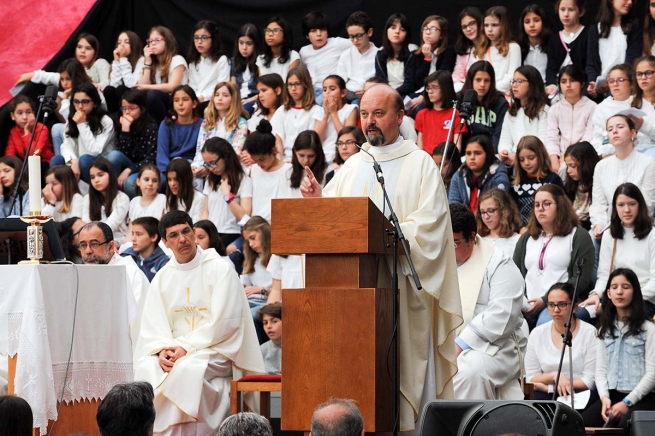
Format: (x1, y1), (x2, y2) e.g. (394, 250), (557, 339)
(449, 202), (478, 266)
(78, 221), (116, 265)
(0, 395), (33, 436)
(219, 412), (273, 436)
(96, 381), (155, 436)
(310, 398), (364, 436)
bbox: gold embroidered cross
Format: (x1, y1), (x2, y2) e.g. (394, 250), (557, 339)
(173, 287), (208, 331)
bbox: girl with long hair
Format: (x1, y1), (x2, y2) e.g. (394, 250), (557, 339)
(476, 188), (521, 258)
(0, 156), (30, 217)
(461, 60), (509, 151)
(583, 183), (655, 318)
(107, 89), (159, 198)
(53, 83), (115, 183)
(136, 26), (188, 123)
(164, 158), (204, 222)
(187, 20), (230, 109)
(448, 135), (509, 211)
(278, 130), (327, 199)
(482, 6), (522, 96)
(200, 137), (252, 246)
(512, 135), (564, 225)
(498, 65), (549, 166)
(42, 165), (83, 221)
(82, 158), (129, 242)
(518, 4), (553, 85)
(513, 184), (595, 327)
(453, 7), (489, 92)
(241, 216), (274, 324)
(563, 141), (599, 230)
(374, 13), (419, 97)
(581, 269), (655, 429)
(257, 17), (300, 79)
(231, 23), (262, 112)
(247, 73), (284, 132)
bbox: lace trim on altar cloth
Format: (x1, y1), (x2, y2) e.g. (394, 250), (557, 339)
(52, 361), (134, 403)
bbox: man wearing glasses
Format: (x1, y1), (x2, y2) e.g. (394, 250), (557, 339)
(78, 221), (150, 307)
(449, 203), (527, 400)
(134, 210), (264, 436)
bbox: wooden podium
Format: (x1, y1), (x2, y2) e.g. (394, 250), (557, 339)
(272, 197), (399, 433)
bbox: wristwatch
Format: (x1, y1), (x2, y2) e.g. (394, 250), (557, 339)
(622, 398), (634, 408)
(223, 193), (235, 204)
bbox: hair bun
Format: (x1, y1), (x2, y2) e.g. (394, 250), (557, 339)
(256, 119), (273, 135)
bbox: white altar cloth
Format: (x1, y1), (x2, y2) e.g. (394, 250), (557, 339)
(0, 265), (137, 434)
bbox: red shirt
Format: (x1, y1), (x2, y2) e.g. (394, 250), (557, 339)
(414, 107), (468, 155)
(7, 123), (55, 163)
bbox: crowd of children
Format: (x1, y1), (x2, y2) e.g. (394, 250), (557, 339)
(5, 1), (655, 428)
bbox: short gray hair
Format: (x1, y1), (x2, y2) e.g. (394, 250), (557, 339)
(219, 412), (273, 436)
(310, 398), (364, 436)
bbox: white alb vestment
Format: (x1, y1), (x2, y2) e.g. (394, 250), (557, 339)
(134, 247), (265, 435)
(323, 138), (463, 431)
(454, 236), (527, 400)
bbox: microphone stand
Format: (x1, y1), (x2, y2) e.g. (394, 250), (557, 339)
(355, 143), (422, 436)
(439, 100), (459, 174)
(9, 93), (51, 216)
(552, 258), (585, 407)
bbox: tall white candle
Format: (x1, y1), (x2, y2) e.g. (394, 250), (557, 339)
(28, 155), (41, 214)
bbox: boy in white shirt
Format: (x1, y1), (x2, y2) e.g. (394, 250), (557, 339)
(299, 11), (352, 105)
(337, 11), (378, 104)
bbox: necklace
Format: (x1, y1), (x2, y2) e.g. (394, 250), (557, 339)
(565, 25), (582, 39)
(553, 318), (576, 336)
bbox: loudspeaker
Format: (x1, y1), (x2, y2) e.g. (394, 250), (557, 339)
(418, 400), (585, 436)
(631, 411), (655, 435)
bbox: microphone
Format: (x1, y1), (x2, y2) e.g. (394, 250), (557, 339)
(458, 89), (478, 121)
(354, 142), (385, 187)
(41, 85), (59, 114)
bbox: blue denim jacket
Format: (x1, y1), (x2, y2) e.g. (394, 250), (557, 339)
(605, 322), (646, 391)
(230, 58), (257, 99)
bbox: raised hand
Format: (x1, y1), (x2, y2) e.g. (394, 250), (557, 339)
(300, 166), (322, 198)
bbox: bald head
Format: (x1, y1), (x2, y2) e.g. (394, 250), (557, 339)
(310, 399), (364, 436)
(360, 85), (404, 147)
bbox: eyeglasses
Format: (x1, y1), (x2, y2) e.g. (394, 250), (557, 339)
(73, 99), (92, 107)
(202, 157), (222, 169)
(534, 201), (554, 210)
(479, 208), (498, 217)
(166, 226), (194, 241)
(547, 302), (571, 310)
(636, 70), (655, 79)
(120, 105), (139, 112)
(265, 28), (283, 35)
(608, 77), (629, 85)
(423, 26), (441, 34)
(287, 82), (303, 89)
(146, 37), (165, 45)
(426, 85), (441, 92)
(348, 32), (366, 41)
(77, 240), (109, 250)
(193, 35), (212, 42)
(461, 21), (477, 31)
(337, 139), (358, 147)
(511, 79), (529, 85)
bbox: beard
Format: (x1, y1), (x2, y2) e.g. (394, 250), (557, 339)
(366, 125), (385, 147)
(83, 251), (112, 264)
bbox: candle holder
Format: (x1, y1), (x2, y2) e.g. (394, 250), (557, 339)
(19, 211), (53, 264)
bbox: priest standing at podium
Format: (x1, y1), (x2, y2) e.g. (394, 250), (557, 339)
(301, 84), (463, 432)
(134, 210), (265, 436)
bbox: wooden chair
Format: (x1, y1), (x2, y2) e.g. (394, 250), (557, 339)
(230, 375), (282, 421)
(523, 382), (535, 400)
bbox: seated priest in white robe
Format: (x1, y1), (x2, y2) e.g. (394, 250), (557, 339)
(134, 210), (265, 436)
(448, 203), (527, 400)
(301, 84), (463, 432)
(79, 221), (150, 338)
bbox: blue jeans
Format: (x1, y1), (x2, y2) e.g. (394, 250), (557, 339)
(51, 123), (65, 156)
(314, 86), (324, 105)
(49, 154), (96, 184)
(106, 150), (138, 198)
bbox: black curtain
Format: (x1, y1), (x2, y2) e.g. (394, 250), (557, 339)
(0, 0), (626, 152)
